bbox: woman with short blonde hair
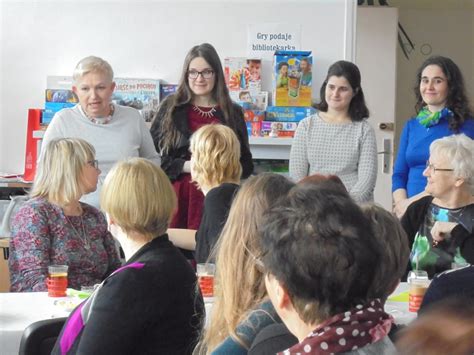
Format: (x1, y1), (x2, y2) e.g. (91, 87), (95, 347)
(52, 158), (202, 354)
(190, 123), (242, 191)
(168, 124), (242, 263)
(9, 138), (121, 292)
(101, 158), (177, 239)
(42, 55), (160, 209)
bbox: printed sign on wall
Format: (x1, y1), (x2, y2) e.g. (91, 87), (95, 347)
(247, 23), (302, 59)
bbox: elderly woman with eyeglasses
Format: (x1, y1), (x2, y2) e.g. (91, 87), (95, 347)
(9, 138), (121, 292)
(150, 43), (252, 234)
(401, 134), (474, 278)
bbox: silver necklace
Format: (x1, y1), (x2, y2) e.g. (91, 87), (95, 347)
(192, 105), (216, 118)
(64, 213), (90, 250)
(83, 103), (115, 125)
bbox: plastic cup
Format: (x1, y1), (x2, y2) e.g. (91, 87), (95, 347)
(197, 263), (215, 298)
(408, 270), (430, 312)
(47, 265), (68, 297)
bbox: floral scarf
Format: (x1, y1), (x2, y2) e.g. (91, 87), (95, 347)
(279, 299), (393, 355)
(416, 107), (453, 128)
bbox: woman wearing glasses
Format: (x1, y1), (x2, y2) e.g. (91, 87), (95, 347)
(9, 138), (121, 292)
(150, 43), (252, 232)
(401, 134), (474, 278)
(392, 56), (474, 218)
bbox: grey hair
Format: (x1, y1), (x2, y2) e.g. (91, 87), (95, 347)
(73, 56), (114, 82)
(430, 134), (474, 191)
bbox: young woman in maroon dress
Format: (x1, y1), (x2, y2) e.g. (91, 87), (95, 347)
(150, 43), (252, 234)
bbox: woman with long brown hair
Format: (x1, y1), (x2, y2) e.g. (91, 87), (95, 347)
(150, 43), (252, 233)
(200, 173), (294, 354)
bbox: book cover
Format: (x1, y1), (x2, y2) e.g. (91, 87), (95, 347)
(112, 78), (160, 122)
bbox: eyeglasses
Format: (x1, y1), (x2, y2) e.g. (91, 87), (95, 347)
(87, 159), (99, 169)
(188, 69), (214, 80)
(425, 161), (453, 173)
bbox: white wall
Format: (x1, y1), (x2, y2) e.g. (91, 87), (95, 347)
(0, 0), (356, 173)
(356, 7), (398, 210)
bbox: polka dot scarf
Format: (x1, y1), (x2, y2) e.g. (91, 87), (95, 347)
(279, 299), (393, 354)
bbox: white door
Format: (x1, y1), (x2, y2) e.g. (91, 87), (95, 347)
(355, 6), (398, 210)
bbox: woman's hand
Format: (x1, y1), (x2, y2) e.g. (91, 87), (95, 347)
(431, 221), (457, 245)
(393, 198), (411, 219)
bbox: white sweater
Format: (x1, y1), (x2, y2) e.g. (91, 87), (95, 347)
(42, 104), (161, 208)
(289, 113), (377, 202)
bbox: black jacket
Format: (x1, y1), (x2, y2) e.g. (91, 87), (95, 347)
(53, 235), (204, 354)
(150, 96), (253, 181)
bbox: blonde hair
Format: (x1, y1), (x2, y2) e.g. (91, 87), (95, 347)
(203, 173), (294, 352)
(100, 158), (176, 239)
(73, 55), (114, 83)
(32, 138), (95, 206)
(190, 124), (242, 189)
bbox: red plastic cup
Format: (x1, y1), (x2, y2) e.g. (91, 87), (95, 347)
(197, 263), (215, 298)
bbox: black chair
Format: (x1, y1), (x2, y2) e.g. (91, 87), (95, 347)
(19, 317), (67, 355)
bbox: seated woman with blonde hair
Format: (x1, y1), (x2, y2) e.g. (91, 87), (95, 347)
(200, 173), (295, 354)
(168, 123), (242, 264)
(52, 158), (203, 354)
(9, 138), (121, 291)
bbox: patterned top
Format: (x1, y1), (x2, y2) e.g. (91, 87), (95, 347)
(289, 113), (377, 202)
(410, 202), (474, 278)
(9, 197), (121, 291)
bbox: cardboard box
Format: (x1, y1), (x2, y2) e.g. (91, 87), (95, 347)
(246, 121), (263, 137)
(231, 91), (268, 111)
(261, 121), (297, 138)
(273, 51), (312, 106)
(44, 77), (78, 124)
(265, 106), (316, 122)
(42, 102), (76, 124)
(112, 78), (161, 122)
(244, 110), (265, 123)
(224, 57), (261, 93)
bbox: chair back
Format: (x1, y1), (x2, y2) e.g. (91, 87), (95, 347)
(0, 195), (29, 238)
(19, 317), (67, 355)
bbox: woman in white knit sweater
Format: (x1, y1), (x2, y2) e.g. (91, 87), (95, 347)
(289, 60), (377, 202)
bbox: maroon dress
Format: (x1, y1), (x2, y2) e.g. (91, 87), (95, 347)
(169, 106), (220, 230)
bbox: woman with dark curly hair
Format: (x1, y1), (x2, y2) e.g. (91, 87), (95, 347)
(150, 43), (252, 233)
(392, 56), (474, 218)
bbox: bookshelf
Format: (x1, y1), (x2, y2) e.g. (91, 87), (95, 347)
(34, 130), (293, 161)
